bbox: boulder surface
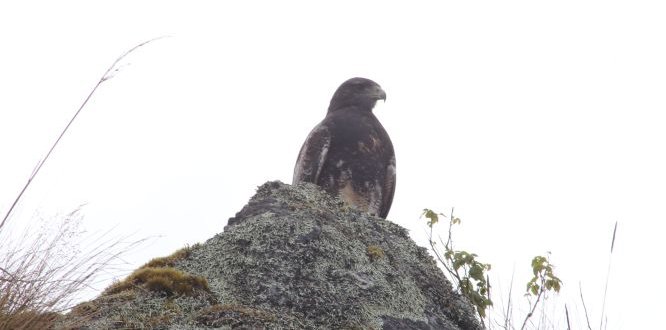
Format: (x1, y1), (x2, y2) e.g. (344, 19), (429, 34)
(63, 181), (481, 330)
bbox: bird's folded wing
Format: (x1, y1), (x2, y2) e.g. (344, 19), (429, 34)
(379, 155), (396, 219)
(292, 124), (330, 185)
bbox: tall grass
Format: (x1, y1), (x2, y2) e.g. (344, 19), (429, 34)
(0, 38), (164, 329)
(0, 209), (143, 329)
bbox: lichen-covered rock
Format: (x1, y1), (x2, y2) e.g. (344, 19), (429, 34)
(62, 181), (481, 330)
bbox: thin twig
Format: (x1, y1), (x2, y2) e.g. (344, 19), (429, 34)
(427, 228), (456, 280)
(520, 275), (545, 330)
(599, 221), (617, 329)
(565, 304), (571, 330)
(424, 211), (459, 284)
(442, 208), (464, 282)
(610, 221), (617, 253)
(445, 207), (455, 248)
(503, 269), (514, 330)
(0, 36), (168, 230)
(579, 282), (593, 330)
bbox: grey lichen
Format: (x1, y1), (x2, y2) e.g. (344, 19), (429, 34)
(62, 181), (481, 330)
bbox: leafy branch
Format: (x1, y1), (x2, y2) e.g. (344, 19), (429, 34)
(422, 208), (492, 321)
(520, 252), (562, 330)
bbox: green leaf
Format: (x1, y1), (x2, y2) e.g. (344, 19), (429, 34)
(530, 284), (539, 296)
(469, 264), (484, 281)
(453, 259), (465, 270)
(421, 208), (440, 227)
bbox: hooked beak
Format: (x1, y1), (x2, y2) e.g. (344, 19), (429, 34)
(374, 86), (387, 102)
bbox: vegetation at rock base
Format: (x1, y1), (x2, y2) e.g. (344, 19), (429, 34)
(422, 208), (619, 330)
(141, 244), (199, 269)
(99, 244), (207, 297)
(422, 208), (493, 320)
(520, 253), (563, 330)
(102, 267), (210, 297)
(0, 208), (137, 330)
(0, 311), (61, 330)
(99, 244), (209, 298)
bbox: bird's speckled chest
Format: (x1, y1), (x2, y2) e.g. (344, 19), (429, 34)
(318, 108), (394, 202)
(324, 109), (391, 161)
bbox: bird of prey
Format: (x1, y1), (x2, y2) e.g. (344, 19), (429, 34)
(293, 77), (396, 219)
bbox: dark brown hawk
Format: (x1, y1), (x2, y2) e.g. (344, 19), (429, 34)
(293, 77), (396, 219)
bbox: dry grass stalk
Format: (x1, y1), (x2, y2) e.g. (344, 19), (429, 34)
(1, 37), (164, 330)
(0, 209), (143, 329)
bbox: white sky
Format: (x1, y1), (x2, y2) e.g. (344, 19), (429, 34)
(1, 1), (665, 328)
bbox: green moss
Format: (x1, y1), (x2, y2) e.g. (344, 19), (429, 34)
(366, 245), (385, 261)
(141, 244), (199, 269)
(101, 244), (208, 298)
(103, 267), (209, 297)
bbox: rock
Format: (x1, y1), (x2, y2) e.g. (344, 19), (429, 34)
(61, 181), (482, 330)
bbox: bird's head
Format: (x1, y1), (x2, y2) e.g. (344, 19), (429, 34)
(328, 77), (386, 113)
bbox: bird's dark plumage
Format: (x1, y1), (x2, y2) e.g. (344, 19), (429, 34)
(293, 77), (396, 219)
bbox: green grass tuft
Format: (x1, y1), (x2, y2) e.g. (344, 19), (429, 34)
(103, 267), (209, 297)
(141, 244), (199, 269)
